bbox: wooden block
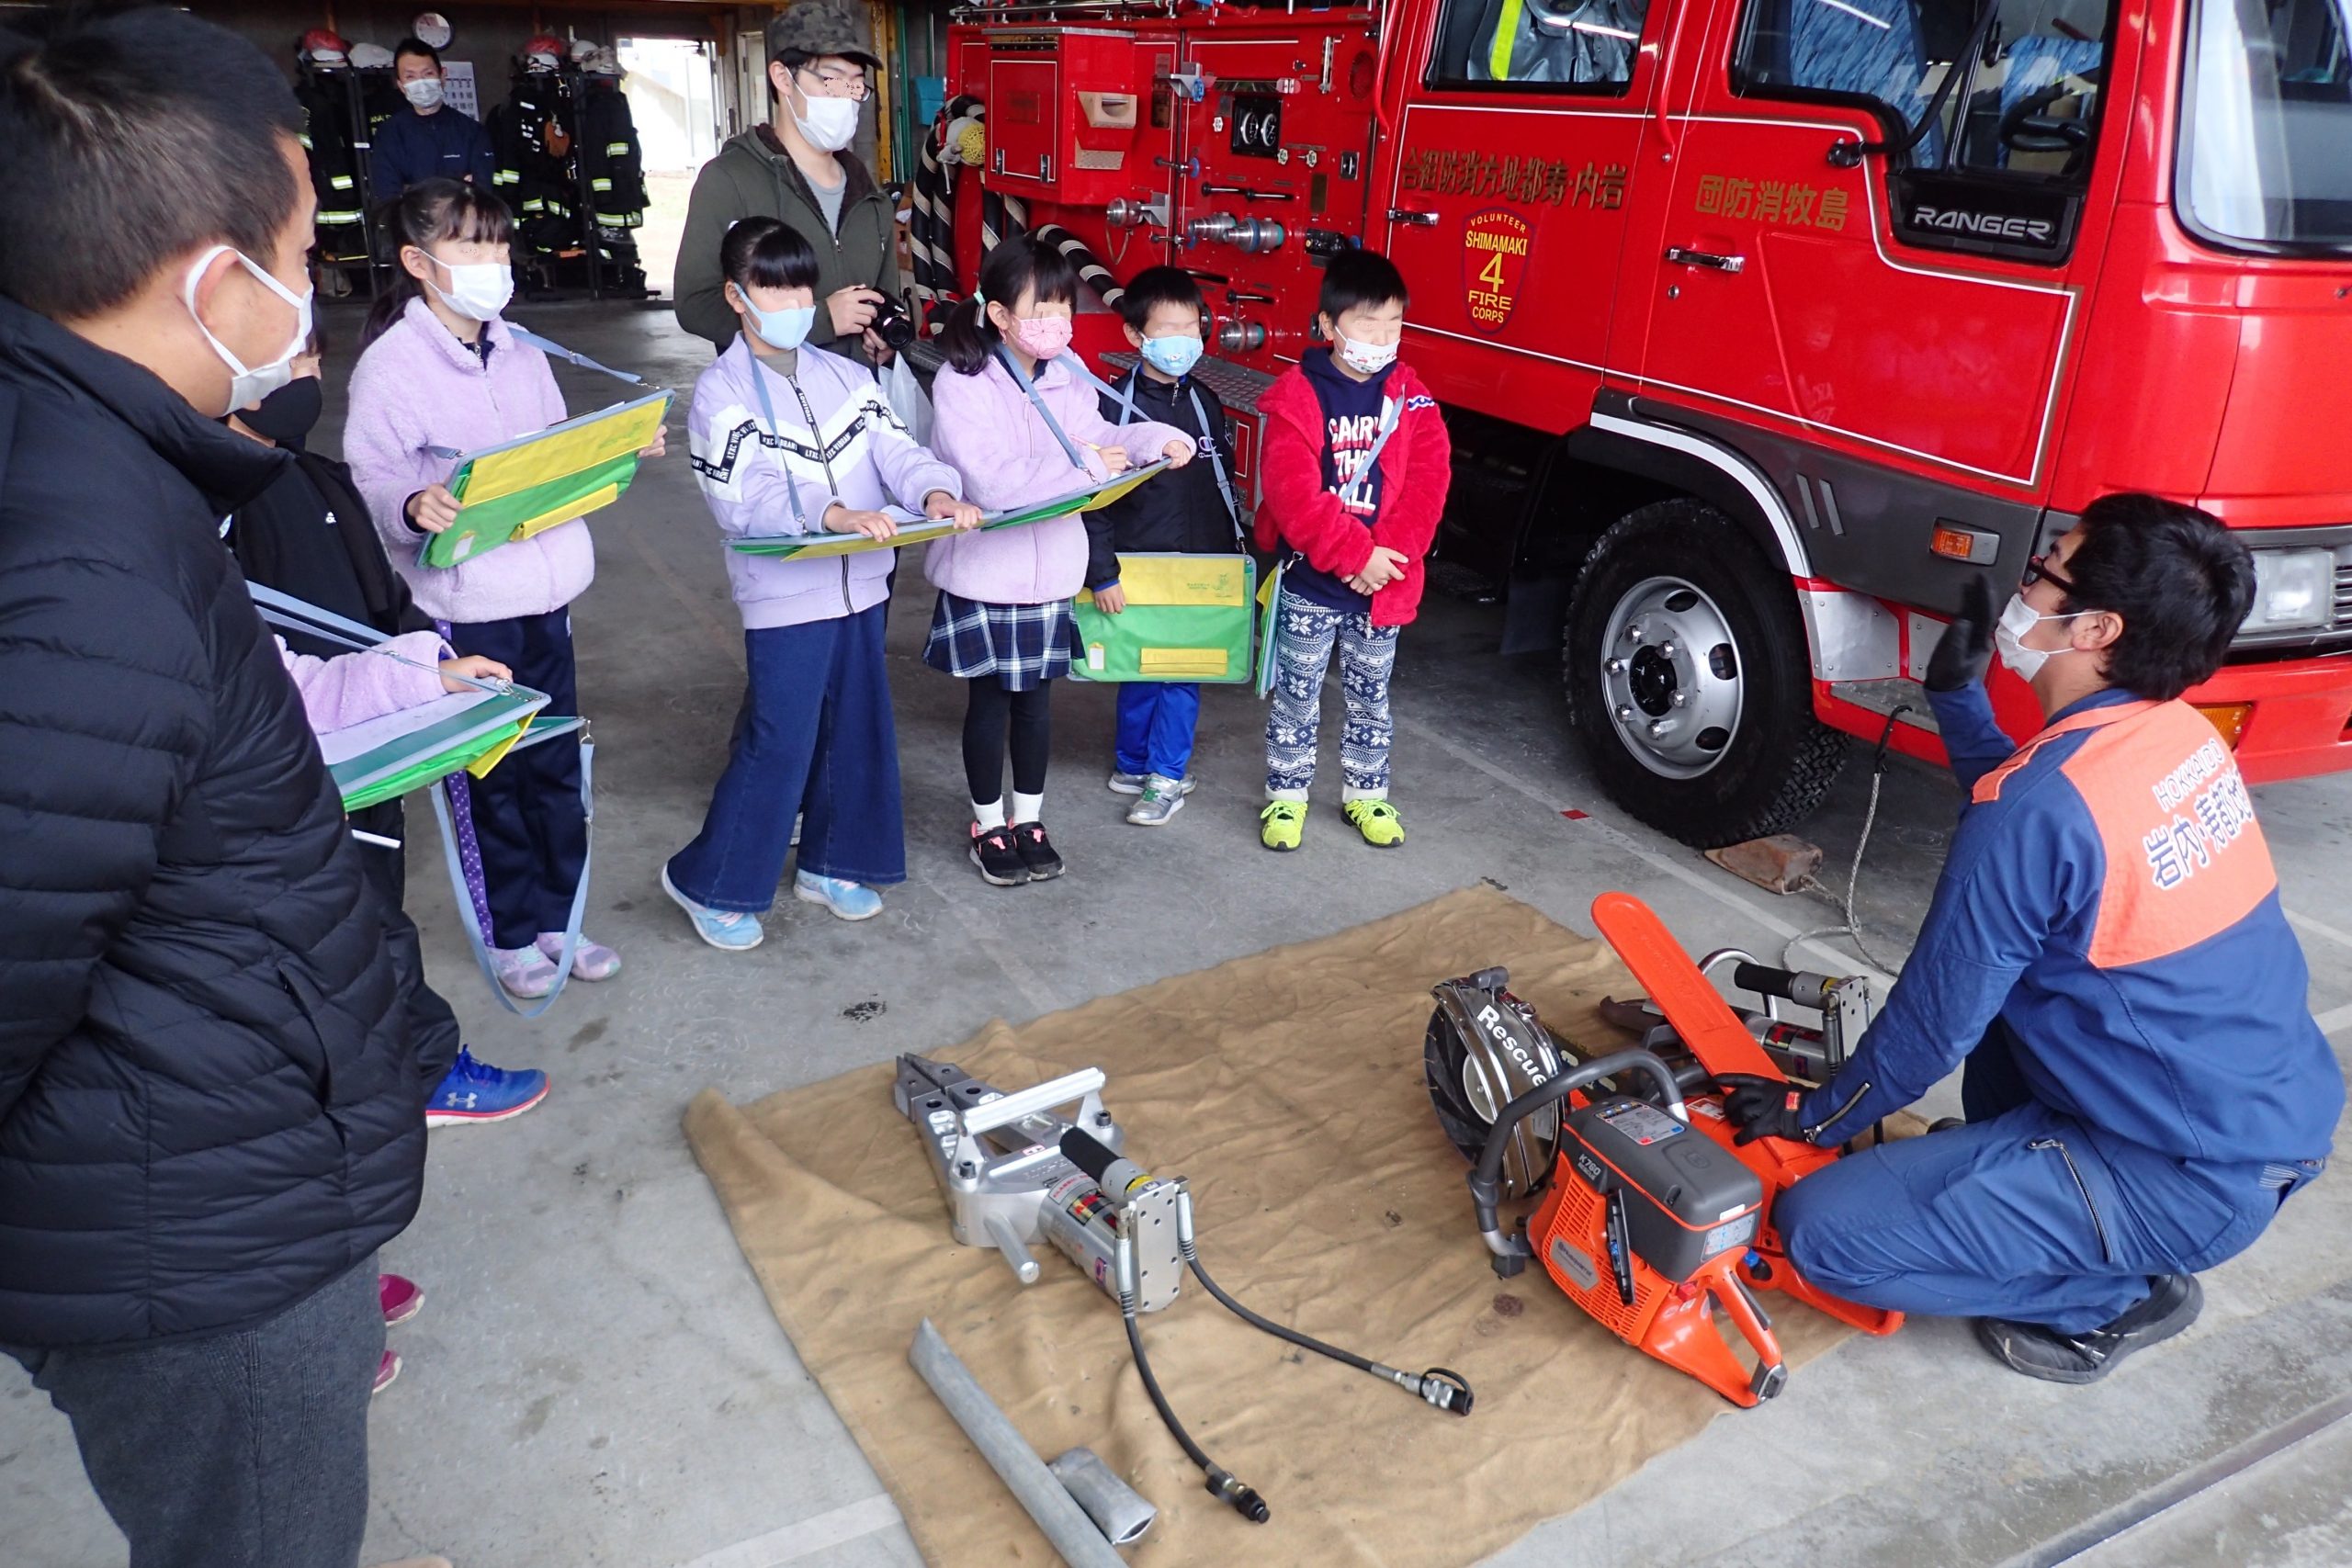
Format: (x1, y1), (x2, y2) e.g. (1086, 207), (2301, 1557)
(1704, 834), (1825, 896)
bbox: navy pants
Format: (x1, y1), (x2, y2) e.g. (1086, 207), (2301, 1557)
(1114, 681), (1201, 781)
(447, 607), (587, 949)
(1777, 1029), (2308, 1334)
(667, 605), (904, 910)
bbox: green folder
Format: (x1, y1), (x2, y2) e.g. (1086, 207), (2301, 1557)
(729, 460), (1169, 561)
(322, 686), (551, 809)
(422, 391), (672, 569)
(1254, 558), (1286, 698)
(1070, 554), (1256, 685)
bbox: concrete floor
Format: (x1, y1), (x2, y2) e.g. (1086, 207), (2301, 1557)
(5, 299), (2348, 1568)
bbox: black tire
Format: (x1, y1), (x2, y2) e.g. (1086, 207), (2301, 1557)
(1564, 499), (1847, 849)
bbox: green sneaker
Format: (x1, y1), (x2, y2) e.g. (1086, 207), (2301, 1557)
(1260, 800), (1306, 852)
(1344, 798), (1405, 848)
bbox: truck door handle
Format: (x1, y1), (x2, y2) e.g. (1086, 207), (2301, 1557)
(1666, 246), (1746, 273)
(1386, 209), (1439, 226)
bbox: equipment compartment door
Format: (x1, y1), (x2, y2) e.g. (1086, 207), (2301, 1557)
(1380, 0), (1674, 429)
(1634, 0), (2120, 491)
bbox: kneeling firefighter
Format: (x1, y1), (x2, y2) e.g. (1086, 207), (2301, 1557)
(1724, 494), (2340, 1383)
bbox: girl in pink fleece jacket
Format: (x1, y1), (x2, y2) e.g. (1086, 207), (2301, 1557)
(345, 180), (658, 998)
(925, 237), (1193, 887)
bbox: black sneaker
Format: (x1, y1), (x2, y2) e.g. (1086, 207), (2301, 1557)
(969, 823), (1029, 886)
(1010, 820), (1064, 881)
(1973, 1273), (2202, 1384)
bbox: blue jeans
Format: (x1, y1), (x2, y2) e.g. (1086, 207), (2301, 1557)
(666, 606), (904, 910)
(1114, 681), (1201, 781)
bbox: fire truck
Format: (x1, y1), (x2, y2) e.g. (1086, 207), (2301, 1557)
(910, 0), (2352, 847)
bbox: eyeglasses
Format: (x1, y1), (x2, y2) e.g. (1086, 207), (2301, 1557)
(797, 66), (870, 100)
(2021, 552), (2077, 596)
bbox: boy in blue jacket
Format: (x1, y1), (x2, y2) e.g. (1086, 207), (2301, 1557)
(1087, 267), (1241, 826)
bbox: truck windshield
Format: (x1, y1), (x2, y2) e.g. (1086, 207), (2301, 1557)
(2178, 0), (2352, 252)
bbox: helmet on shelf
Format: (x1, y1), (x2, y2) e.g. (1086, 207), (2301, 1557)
(522, 33), (566, 70)
(348, 42), (395, 69)
(300, 28), (350, 65)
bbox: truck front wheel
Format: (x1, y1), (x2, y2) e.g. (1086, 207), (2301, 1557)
(1563, 500), (1847, 849)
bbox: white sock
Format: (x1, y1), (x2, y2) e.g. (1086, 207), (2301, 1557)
(973, 797), (1007, 830)
(1012, 790), (1045, 825)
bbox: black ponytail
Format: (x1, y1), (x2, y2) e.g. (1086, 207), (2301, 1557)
(360, 177), (515, 350)
(940, 234), (1080, 376)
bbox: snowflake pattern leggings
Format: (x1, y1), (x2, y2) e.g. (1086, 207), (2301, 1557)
(1263, 596), (1401, 801)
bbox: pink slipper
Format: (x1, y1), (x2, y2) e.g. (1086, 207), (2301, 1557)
(373, 1349), (401, 1395)
(537, 931), (621, 981)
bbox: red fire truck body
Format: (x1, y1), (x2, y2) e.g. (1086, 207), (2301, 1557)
(931, 0), (2352, 846)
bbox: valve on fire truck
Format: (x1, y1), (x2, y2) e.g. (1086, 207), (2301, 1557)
(1216, 320), (1269, 354)
(1185, 213), (1287, 254)
(1104, 197), (1170, 230)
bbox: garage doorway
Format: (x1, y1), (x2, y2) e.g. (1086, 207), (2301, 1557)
(617, 37), (722, 297)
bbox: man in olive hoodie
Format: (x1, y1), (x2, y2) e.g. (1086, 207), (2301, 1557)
(674, 3), (899, 365)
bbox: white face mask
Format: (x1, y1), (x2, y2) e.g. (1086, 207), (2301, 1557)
(1994, 592), (2084, 682)
(791, 87), (863, 152)
(423, 252), (514, 322)
(1337, 333), (1397, 376)
(401, 76), (445, 108)
(182, 245), (313, 414)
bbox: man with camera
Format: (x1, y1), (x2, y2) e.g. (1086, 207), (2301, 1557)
(673, 3), (907, 366)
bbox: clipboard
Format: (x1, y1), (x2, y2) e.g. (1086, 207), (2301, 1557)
(422, 389), (672, 569)
(322, 684), (551, 809)
(1069, 553), (1257, 684)
(728, 459), (1170, 561)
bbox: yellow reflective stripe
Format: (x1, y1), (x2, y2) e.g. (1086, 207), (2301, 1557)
(297, 132), (314, 149)
(591, 177), (612, 191)
(605, 141), (629, 156)
(329, 175), (355, 189)
(316, 209), (365, 223)
(1487, 0), (1525, 76)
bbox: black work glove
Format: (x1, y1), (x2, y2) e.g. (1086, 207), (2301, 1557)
(1717, 1074), (1811, 1146)
(1924, 574), (1997, 693)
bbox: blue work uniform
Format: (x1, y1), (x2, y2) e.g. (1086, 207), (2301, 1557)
(1775, 683), (2339, 1333)
(369, 105), (497, 201)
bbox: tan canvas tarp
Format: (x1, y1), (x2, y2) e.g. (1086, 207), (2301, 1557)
(685, 886), (1861, 1566)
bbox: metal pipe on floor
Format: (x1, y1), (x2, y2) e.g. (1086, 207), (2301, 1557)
(908, 1319), (1130, 1568)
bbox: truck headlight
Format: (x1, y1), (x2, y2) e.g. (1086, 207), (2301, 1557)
(2241, 547), (2335, 634)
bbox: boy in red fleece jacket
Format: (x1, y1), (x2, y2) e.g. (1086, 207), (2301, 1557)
(1254, 249), (1452, 850)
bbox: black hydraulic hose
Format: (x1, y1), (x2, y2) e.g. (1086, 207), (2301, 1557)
(1119, 1258), (1269, 1522)
(1182, 1241), (1473, 1416)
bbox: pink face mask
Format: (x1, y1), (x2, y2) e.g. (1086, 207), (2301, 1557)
(1008, 313), (1074, 361)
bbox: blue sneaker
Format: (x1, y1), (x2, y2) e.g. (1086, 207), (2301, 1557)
(425, 1047), (549, 1127)
(794, 869), (883, 921)
(662, 865), (764, 951)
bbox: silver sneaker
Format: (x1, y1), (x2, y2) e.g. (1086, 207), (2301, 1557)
(1126, 775), (1188, 826)
(1107, 770), (1147, 795)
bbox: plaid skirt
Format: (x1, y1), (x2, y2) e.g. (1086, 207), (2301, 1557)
(922, 592), (1078, 691)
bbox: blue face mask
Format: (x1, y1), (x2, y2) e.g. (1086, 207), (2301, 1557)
(739, 290), (816, 352)
(1138, 333), (1204, 378)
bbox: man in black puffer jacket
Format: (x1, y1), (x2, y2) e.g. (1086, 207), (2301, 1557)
(0, 10), (443, 1568)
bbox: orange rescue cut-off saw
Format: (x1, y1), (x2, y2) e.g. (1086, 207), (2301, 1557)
(1425, 892), (1902, 1407)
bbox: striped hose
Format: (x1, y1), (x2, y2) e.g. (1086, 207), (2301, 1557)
(979, 186), (1023, 257)
(909, 94), (980, 327)
(1031, 221), (1125, 310)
